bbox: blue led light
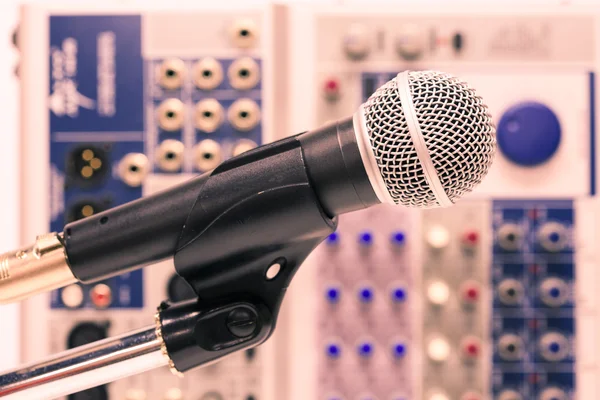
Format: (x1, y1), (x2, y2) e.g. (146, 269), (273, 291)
(391, 287), (407, 303)
(326, 232), (339, 245)
(326, 343), (341, 358)
(358, 341), (374, 358)
(393, 342), (407, 358)
(358, 287), (374, 303)
(391, 231), (406, 245)
(358, 231), (373, 246)
(549, 232), (561, 243)
(326, 287), (341, 304)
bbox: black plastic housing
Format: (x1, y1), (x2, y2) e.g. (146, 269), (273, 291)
(63, 119), (378, 283)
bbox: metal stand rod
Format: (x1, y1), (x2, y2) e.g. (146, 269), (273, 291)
(0, 326), (167, 400)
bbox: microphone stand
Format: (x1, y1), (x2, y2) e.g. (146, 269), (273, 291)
(0, 326), (165, 399)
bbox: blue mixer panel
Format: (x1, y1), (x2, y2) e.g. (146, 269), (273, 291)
(49, 15), (145, 309)
(492, 200), (575, 400)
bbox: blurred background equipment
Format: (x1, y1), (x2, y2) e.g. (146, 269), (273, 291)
(17, 2), (288, 400)
(286, 3), (598, 400)
(4, 1), (600, 400)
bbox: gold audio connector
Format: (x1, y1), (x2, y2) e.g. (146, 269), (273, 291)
(0, 233), (76, 304)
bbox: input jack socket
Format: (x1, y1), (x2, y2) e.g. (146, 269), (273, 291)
(156, 99), (185, 131)
(228, 99), (261, 131)
(156, 140), (185, 172)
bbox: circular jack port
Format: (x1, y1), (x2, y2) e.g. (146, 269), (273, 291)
(156, 58), (186, 90)
(230, 18), (258, 48)
(537, 222), (568, 252)
(497, 334), (524, 361)
(156, 140), (185, 172)
(193, 57), (223, 90)
(497, 223), (523, 251)
(497, 279), (524, 306)
(194, 99), (224, 133)
(232, 139), (258, 157)
(228, 57), (260, 90)
(497, 390), (523, 400)
(118, 153), (149, 187)
(228, 99), (261, 131)
(194, 139), (222, 172)
(539, 277), (569, 307)
(539, 332), (570, 362)
(539, 388), (567, 400)
(156, 98), (185, 131)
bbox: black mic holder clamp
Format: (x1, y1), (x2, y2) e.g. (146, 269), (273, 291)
(158, 140), (338, 373)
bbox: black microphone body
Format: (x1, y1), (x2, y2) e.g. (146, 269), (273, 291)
(63, 117), (378, 284)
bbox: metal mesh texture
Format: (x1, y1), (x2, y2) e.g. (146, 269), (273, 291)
(362, 70), (496, 208)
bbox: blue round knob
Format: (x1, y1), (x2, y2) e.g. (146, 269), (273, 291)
(357, 341), (374, 358)
(391, 287), (407, 303)
(359, 231), (373, 246)
(392, 342), (407, 359)
(326, 343), (342, 359)
(391, 231), (406, 246)
(497, 102), (561, 166)
(358, 287), (374, 303)
(325, 286), (341, 304)
(326, 232), (340, 245)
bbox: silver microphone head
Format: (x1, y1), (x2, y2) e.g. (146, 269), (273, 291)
(354, 70), (496, 208)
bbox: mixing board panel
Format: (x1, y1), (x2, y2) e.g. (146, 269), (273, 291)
(288, 4), (600, 400)
(15, 3), (600, 400)
(18, 3), (287, 399)
(492, 200), (576, 400)
(313, 205), (418, 400)
(421, 202), (491, 400)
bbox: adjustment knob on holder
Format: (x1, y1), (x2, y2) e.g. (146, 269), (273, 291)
(497, 102), (561, 166)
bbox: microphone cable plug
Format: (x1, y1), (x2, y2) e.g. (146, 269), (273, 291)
(0, 232), (76, 304)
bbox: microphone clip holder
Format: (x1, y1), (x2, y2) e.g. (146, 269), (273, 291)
(161, 140), (338, 373)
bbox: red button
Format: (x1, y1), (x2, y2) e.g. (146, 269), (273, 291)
(461, 336), (481, 360)
(462, 230), (479, 247)
(90, 284), (112, 309)
(323, 78), (340, 101)
(460, 280), (481, 305)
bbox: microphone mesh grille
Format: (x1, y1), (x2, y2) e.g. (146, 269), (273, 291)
(362, 70), (496, 208)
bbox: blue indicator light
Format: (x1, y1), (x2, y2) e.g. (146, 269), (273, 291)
(358, 287), (374, 303)
(358, 231), (373, 246)
(393, 342), (407, 358)
(326, 232), (339, 245)
(326, 343), (341, 358)
(549, 232), (560, 243)
(391, 231), (406, 245)
(391, 287), (407, 303)
(358, 341), (374, 358)
(326, 287), (341, 304)
(549, 342), (561, 353)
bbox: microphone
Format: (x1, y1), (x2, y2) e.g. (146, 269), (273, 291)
(0, 70), (496, 304)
